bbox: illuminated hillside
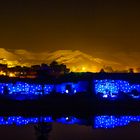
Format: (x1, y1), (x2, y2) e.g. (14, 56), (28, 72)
(0, 48), (134, 72)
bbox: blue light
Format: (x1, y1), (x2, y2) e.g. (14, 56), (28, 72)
(74, 89), (77, 93)
(0, 82), (55, 99)
(55, 81), (88, 94)
(1, 115), (140, 129)
(94, 115), (140, 129)
(94, 79), (140, 100)
(0, 80), (89, 99)
(0, 116), (53, 126)
(0, 116), (83, 126)
(56, 116), (80, 125)
(0, 79), (140, 100)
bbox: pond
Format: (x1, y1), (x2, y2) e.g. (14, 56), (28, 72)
(0, 114), (140, 140)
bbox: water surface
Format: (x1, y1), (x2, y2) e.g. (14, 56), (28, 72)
(0, 115), (140, 140)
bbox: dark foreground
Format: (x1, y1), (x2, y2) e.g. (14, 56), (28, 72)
(0, 95), (140, 116)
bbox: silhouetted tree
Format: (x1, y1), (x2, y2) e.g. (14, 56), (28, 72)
(50, 61), (70, 74)
(128, 68), (134, 73)
(41, 63), (49, 70)
(99, 68), (105, 73)
(34, 122), (52, 140)
(50, 61), (58, 67)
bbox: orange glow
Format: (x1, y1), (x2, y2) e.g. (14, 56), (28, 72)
(70, 65), (99, 73)
(82, 67), (86, 71)
(9, 73), (16, 77)
(0, 71), (6, 76)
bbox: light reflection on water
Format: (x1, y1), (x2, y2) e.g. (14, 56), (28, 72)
(94, 115), (140, 128)
(0, 115), (140, 129)
(0, 115), (140, 140)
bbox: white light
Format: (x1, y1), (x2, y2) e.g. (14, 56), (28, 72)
(74, 90), (77, 93)
(65, 90), (69, 93)
(103, 94), (108, 98)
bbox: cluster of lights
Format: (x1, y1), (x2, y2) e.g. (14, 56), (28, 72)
(94, 115), (140, 129)
(94, 79), (140, 99)
(0, 116), (53, 126)
(9, 72), (16, 77)
(44, 85), (54, 94)
(0, 71), (6, 76)
(0, 81), (88, 100)
(0, 116), (81, 126)
(0, 82), (54, 95)
(1, 115), (139, 129)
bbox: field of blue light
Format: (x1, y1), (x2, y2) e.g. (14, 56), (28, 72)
(0, 81), (88, 96)
(94, 79), (140, 99)
(0, 79), (140, 100)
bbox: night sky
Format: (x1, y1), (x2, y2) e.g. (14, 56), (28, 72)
(0, 0), (140, 55)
